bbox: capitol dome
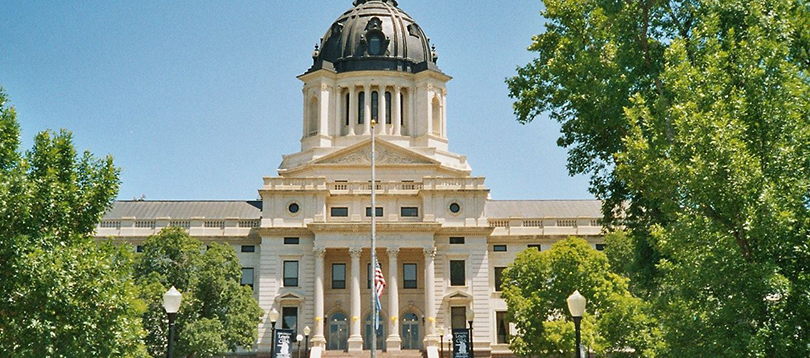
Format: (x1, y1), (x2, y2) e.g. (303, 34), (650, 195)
(307, 0), (441, 74)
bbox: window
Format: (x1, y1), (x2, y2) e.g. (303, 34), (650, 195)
(371, 91), (379, 121)
(288, 203), (300, 214)
(368, 33), (385, 55)
(332, 263), (346, 289)
(358, 92), (365, 124)
(449, 237), (465, 245)
(136, 245), (144, 253)
(241, 245), (256, 253)
(345, 93), (350, 126)
(367, 263), (372, 289)
(496, 311), (509, 344)
(400, 93), (405, 126)
(241, 267), (254, 289)
(493, 245), (507, 252)
(449, 203), (461, 213)
(403, 263), (417, 289)
(595, 244), (605, 251)
(282, 307), (298, 333)
(284, 237), (300, 245)
(451, 307), (467, 329)
(283, 261), (299, 287)
(385, 91), (392, 124)
(450, 260), (466, 286)
(494, 267), (506, 292)
(527, 244), (542, 251)
(365, 207), (383, 217)
(331, 207), (349, 217)
(401, 207), (419, 217)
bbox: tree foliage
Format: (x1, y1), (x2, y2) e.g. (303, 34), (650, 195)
(135, 227), (264, 358)
(501, 238), (658, 357)
(508, 0), (810, 355)
(0, 88), (148, 357)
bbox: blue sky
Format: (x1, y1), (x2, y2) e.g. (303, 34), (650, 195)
(0, 0), (593, 201)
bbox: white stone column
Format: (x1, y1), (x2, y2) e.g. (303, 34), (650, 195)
(348, 85), (356, 136)
(423, 247), (438, 347)
(349, 247), (364, 351)
(379, 84), (387, 134)
(313, 247), (327, 348)
(393, 86), (402, 136)
(408, 88), (415, 136)
(335, 86), (343, 137)
(442, 89), (448, 139)
(363, 85), (371, 135)
(386, 248), (402, 351)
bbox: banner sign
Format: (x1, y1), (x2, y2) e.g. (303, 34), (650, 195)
(452, 329), (471, 358)
(273, 329), (295, 358)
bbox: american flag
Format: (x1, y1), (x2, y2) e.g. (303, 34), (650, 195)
(374, 259), (386, 329)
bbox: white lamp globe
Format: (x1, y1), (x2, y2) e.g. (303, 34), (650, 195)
(303, 326), (311, 336)
(567, 290), (587, 318)
(466, 309), (475, 323)
(268, 308), (280, 323)
(163, 286), (182, 314)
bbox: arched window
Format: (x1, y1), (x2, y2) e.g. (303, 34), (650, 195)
(345, 92), (350, 126)
(371, 91), (379, 121)
(358, 92), (365, 124)
(385, 91), (392, 124)
(308, 97), (319, 137)
(400, 92), (405, 127)
(431, 96), (441, 136)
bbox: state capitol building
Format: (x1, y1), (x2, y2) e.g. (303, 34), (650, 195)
(95, 1), (604, 357)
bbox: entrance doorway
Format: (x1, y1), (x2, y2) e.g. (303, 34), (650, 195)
(364, 314), (386, 350)
(328, 312), (349, 351)
(401, 312), (421, 350)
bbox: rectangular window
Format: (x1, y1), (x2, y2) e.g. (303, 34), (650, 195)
(401, 207), (419, 217)
(527, 244), (542, 251)
(496, 311), (509, 344)
(451, 307), (467, 330)
(241, 267), (254, 289)
(358, 92), (365, 124)
(241, 245), (256, 253)
(450, 260), (466, 286)
(332, 263), (346, 289)
(385, 91), (392, 124)
(371, 91), (379, 120)
(595, 244), (605, 251)
(493, 245), (507, 252)
(367, 263), (372, 289)
(400, 93), (405, 126)
(283, 261), (299, 287)
(449, 237), (465, 245)
(345, 93), (350, 126)
(331, 207), (349, 217)
(365, 207), (384, 217)
(494, 267), (506, 292)
(284, 237), (300, 245)
(282, 307), (298, 334)
(403, 263), (417, 289)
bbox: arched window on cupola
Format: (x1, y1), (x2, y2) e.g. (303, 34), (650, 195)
(308, 96), (319, 137)
(385, 91), (392, 124)
(431, 95), (441, 136)
(345, 92), (350, 126)
(371, 91), (379, 121)
(358, 91), (365, 124)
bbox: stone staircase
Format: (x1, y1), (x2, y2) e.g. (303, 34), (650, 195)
(321, 350), (424, 358)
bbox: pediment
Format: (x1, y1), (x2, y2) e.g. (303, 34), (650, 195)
(314, 140), (438, 166)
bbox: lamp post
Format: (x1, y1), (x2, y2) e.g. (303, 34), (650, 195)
(438, 326), (445, 358)
(163, 286), (182, 358)
(303, 326), (311, 358)
(269, 308), (280, 358)
(567, 291), (587, 358)
(444, 333), (452, 357)
(297, 334), (304, 358)
(466, 309), (475, 358)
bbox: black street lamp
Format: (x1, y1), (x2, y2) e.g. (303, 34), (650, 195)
(438, 326), (445, 358)
(567, 291), (587, 358)
(466, 309), (475, 358)
(303, 326), (311, 358)
(269, 308), (279, 358)
(162, 286), (182, 358)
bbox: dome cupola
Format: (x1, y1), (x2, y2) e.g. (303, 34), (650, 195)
(306, 0), (441, 74)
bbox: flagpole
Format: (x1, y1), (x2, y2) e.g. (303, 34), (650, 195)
(371, 119), (378, 358)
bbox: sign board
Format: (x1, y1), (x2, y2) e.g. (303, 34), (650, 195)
(452, 329), (470, 358)
(273, 329), (295, 358)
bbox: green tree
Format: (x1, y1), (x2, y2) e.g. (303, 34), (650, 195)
(501, 237), (658, 357)
(135, 227), (264, 358)
(508, 0), (810, 356)
(0, 89), (147, 357)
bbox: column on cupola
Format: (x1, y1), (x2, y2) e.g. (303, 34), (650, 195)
(378, 84), (387, 134)
(319, 83), (330, 137)
(363, 85), (371, 135)
(408, 88), (415, 136)
(426, 85), (435, 137)
(423, 247), (438, 347)
(393, 86), (402, 136)
(442, 88), (448, 138)
(348, 85), (357, 136)
(312, 247), (327, 348)
(334, 86), (343, 136)
(348, 248), (364, 351)
(386, 247), (402, 350)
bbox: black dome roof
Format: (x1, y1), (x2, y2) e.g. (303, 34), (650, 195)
(306, 0), (441, 74)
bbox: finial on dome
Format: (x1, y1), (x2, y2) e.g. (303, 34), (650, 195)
(431, 44), (438, 64)
(312, 44), (320, 64)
